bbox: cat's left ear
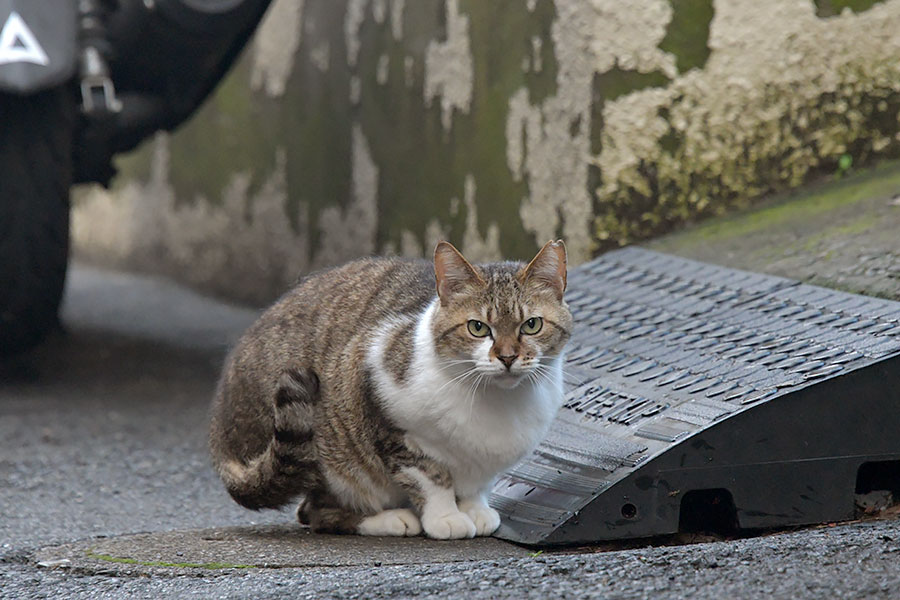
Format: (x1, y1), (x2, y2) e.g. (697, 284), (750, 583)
(519, 239), (567, 300)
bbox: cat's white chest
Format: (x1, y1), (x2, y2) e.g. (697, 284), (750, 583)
(405, 377), (560, 497)
(367, 301), (564, 498)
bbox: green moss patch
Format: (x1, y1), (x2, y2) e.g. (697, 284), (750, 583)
(659, 0), (713, 73)
(815, 0), (888, 18)
(86, 550), (256, 570)
(653, 160), (900, 245)
(594, 61), (900, 250)
(646, 159), (900, 300)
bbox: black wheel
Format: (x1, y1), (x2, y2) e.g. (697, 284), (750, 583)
(0, 88), (74, 356)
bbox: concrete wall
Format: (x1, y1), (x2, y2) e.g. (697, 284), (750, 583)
(73, 0), (900, 305)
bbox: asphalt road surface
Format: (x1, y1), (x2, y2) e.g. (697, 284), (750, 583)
(2, 263), (899, 599)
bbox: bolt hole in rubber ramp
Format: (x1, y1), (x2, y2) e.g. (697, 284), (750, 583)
(489, 248), (900, 545)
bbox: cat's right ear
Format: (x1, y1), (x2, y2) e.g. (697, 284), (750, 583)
(433, 241), (485, 303)
(519, 239), (567, 300)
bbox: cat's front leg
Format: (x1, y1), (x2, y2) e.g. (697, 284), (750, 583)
(383, 434), (476, 539)
(457, 494), (501, 536)
(403, 467), (476, 539)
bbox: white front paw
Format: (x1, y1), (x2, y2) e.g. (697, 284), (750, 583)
(422, 511), (477, 540)
(458, 500), (501, 536)
(358, 509), (422, 537)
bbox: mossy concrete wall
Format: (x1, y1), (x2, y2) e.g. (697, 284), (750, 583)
(73, 0), (900, 305)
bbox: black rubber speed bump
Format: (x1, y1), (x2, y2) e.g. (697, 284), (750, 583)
(490, 247), (900, 545)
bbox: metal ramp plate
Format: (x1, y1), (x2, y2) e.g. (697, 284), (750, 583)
(490, 247), (900, 545)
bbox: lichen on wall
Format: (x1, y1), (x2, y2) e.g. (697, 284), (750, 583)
(592, 0), (900, 247)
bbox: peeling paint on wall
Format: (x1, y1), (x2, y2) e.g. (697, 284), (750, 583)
(398, 229), (423, 257)
(313, 124), (379, 268)
(251, 0), (304, 97)
(73, 0), (900, 304)
(390, 0), (405, 39)
(529, 36), (543, 73)
(75, 137), (309, 305)
(376, 53), (390, 85)
(344, 0), (368, 67)
(423, 0), (474, 131)
(372, 0), (387, 23)
(388, 218), (450, 259)
(507, 0), (653, 263)
(460, 175), (503, 262)
(309, 40), (330, 72)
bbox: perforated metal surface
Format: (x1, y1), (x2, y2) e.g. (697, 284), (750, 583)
(490, 247), (900, 545)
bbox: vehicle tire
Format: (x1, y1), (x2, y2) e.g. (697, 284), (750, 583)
(0, 87), (74, 357)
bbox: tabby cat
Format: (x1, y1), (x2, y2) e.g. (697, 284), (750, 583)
(209, 240), (572, 539)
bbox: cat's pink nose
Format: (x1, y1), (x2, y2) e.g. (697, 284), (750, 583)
(498, 355), (518, 369)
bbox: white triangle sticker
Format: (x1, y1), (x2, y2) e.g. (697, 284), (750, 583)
(0, 12), (49, 66)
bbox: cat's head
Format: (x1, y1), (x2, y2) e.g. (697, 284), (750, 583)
(430, 240), (573, 389)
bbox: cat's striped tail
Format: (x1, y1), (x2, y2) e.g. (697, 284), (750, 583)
(219, 367), (322, 510)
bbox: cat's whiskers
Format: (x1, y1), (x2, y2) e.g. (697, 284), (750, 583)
(460, 371), (488, 436)
(425, 367), (480, 409)
(527, 364), (556, 390)
(438, 358), (478, 367)
(439, 369), (483, 441)
(424, 368), (472, 398)
(403, 366), (476, 422)
(428, 359), (480, 385)
(534, 360), (563, 375)
(430, 359), (477, 378)
(532, 363), (556, 380)
(535, 356), (572, 378)
(466, 372), (487, 421)
(527, 367), (548, 386)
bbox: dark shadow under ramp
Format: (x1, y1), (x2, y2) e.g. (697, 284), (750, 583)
(490, 247), (900, 545)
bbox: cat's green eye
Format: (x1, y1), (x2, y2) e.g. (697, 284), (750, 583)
(521, 317), (543, 335)
(467, 320), (491, 337)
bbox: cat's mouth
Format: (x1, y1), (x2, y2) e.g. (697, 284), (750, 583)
(490, 371), (527, 389)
